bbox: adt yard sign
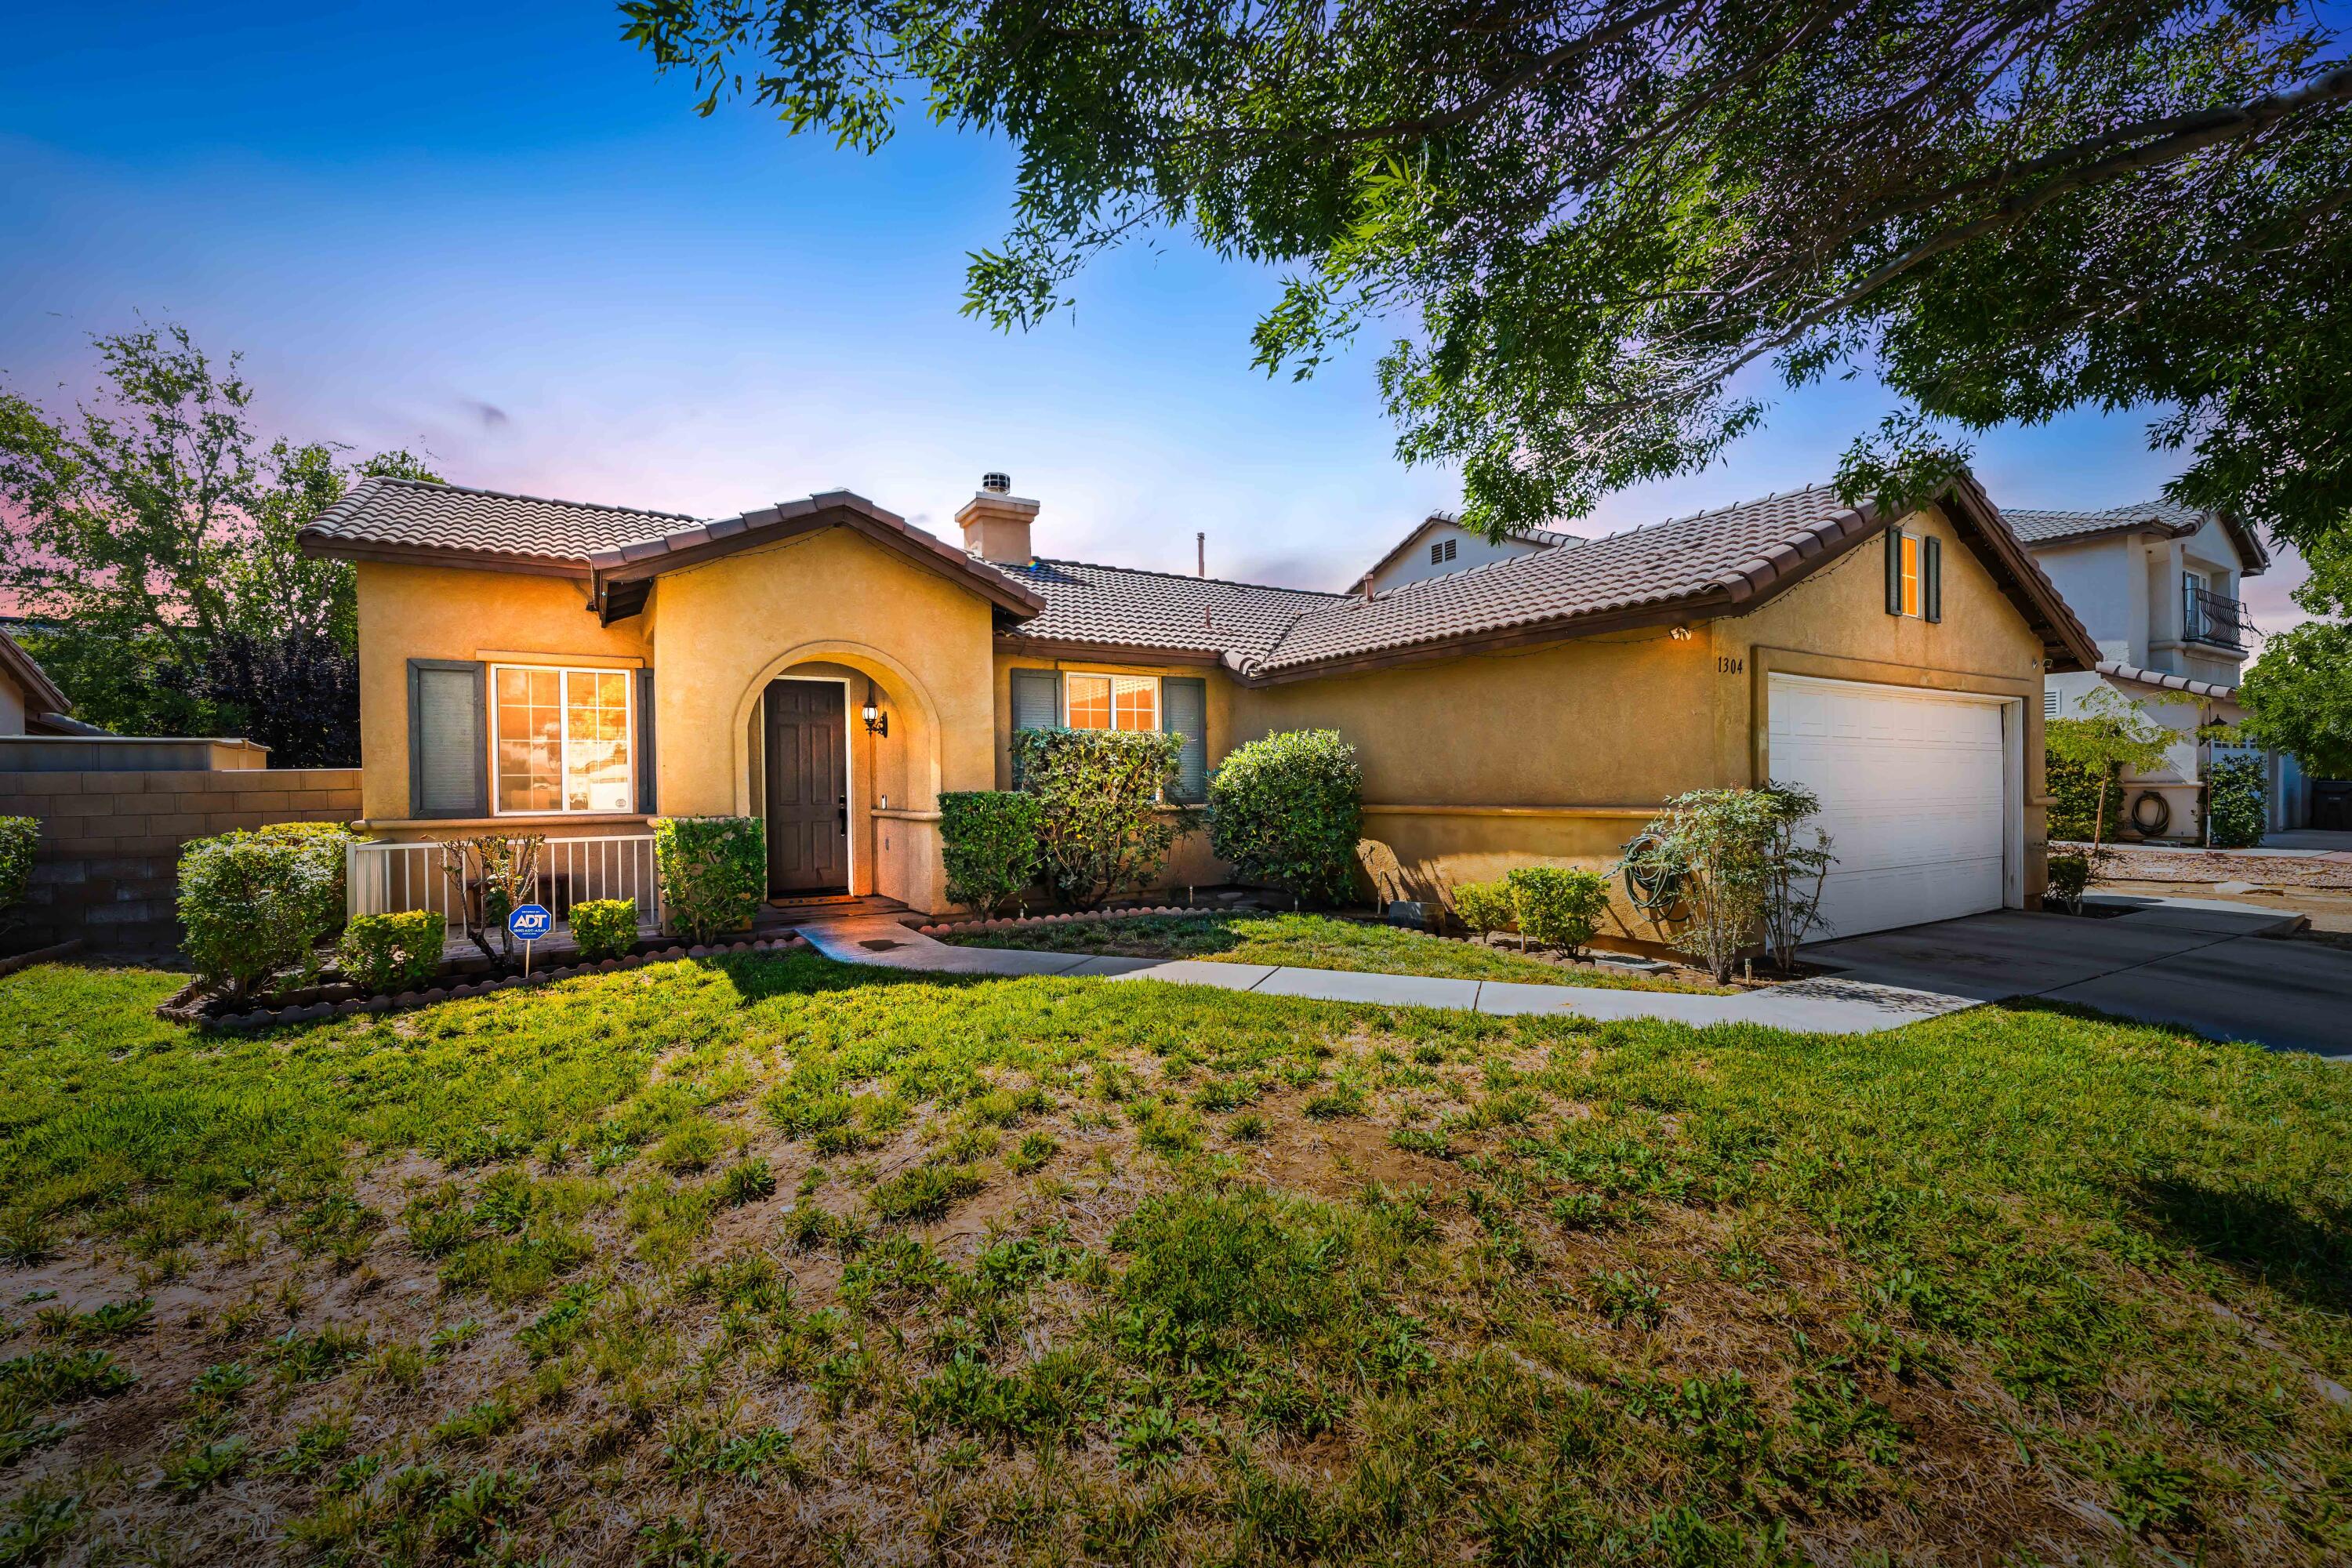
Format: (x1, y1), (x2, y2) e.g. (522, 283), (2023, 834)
(509, 903), (552, 974)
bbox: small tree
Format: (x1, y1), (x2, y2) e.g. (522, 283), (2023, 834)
(438, 833), (544, 960)
(940, 790), (1043, 916)
(1754, 782), (1834, 972)
(1206, 729), (1363, 906)
(1012, 728), (1192, 909)
(1624, 786), (1826, 982)
(2045, 687), (2173, 859)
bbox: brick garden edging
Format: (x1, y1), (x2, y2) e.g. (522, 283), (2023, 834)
(162, 935), (809, 1033)
(913, 905), (1223, 938)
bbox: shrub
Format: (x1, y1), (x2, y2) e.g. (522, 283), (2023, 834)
(1206, 729), (1363, 904)
(337, 911), (446, 993)
(1624, 786), (1831, 982)
(939, 791), (1042, 916)
(653, 817), (765, 942)
(1011, 728), (1191, 909)
(2206, 753), (2267, 849)
(1505, 866), (1611, 956)
(435, 833), (543, 960)
(1450, 878), (1515, 939)
(2046, 754), (2122, 844)
(0, 815), (34, 931)
(568, 898), (638, 961)
(2045, 851), (2090, 914)
(179, 826), (364, 997)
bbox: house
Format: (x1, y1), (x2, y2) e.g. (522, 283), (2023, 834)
(1357, 514), (1584, 595)
(0, 626), (78, 737)
(297, 470), (2097, 945)
(2008, 501), (2305, 837)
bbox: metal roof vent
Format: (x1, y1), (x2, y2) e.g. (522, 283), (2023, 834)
(981, 471), (1011, 495)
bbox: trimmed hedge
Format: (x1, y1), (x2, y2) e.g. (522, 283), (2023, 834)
(653, 817), (766, 942)
(339, 910), (446, 993)
(180, 825), (365, 996)
(2207, 753), (2267, 849)
(2046, 754), (2122, 844)
(1011, 728), (1189, 909)
(1451, 879), (1515, 938)
(2045, 851), (2090, 914)
(569, 898), (640, 962)
(941, 791), (1043, 916)
(1207, 729), (1363, 904)
(1506, 866), (1611, 956)
(0, 815), (35, 929)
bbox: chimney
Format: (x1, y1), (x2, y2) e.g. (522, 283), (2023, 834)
(956, 470), (1040, 564)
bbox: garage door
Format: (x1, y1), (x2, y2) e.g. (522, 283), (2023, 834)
(1766, 674), (2010, 940)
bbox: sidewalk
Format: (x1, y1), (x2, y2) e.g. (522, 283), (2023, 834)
(789, 913), (1976, 1036)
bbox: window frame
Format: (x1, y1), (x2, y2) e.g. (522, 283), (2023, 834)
(1061, 670), (1161, 734)
(1898, 533), (1922, 617)
(487, 662), (639, 818)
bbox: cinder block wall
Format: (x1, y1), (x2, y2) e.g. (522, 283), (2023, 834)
(0, 768), (361, 955)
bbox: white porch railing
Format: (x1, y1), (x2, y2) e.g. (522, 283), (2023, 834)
(347, 834), (663, 927)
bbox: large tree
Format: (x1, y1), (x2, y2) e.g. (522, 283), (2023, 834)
(2238, 535), (2352, 776)
(622, 0), (2350, 547)
(0, 325), (435, 764)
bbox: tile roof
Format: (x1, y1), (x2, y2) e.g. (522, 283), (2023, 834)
(1249, 488), (1869, 673)
(996, 560), (1344, 659)
(303, 476), (702, 568)
(2096, 659), (2239, 702)
(2005, 499), (2269, 573)
(1353, 511), (1582, 588)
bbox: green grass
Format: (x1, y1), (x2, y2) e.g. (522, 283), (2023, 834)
(2, 953), (2349, 1565)
(938, 909), (1722, 989)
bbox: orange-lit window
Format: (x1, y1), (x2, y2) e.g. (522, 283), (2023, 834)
(1899, 534), (1922, 616)
(494, 665), (633, 815)
(1065, 673), (1158, 731)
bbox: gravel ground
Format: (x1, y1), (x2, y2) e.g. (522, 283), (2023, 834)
(2056, 840), (2352, 889)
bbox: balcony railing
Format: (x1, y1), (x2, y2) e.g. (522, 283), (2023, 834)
(347, 834), (662, 930)
(2183, 584), (2252, 651)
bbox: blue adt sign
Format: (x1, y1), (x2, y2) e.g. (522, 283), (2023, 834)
(508, 903), (553, 943)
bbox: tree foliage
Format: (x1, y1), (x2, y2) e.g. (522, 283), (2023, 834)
(2045, 686), (2174, 855)
(626, 1), (2350, 550)
(0, 325), (436, 762)
(2239, 534), (2352, 776)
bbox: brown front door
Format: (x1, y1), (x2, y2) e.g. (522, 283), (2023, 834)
(764, 679), (848, 895)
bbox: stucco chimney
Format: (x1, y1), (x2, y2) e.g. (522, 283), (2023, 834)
(956, 472), (1040, 564)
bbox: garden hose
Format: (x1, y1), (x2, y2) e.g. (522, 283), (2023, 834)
(2129, 790), (2172, 838)
(1618, 830), (1684, 919)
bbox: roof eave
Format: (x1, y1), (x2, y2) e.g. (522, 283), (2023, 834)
(1938, 474), (2103, 673)
(0, 630), (71, 717)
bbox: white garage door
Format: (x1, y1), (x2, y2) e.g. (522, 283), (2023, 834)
(1766, 674), (2011, 940)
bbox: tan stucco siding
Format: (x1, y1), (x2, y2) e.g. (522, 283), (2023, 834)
(354, 561), (652, 824)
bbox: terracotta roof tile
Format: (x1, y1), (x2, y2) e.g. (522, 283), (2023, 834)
(2004, 502), (2209, 546)
(303, 476), (700, 565)
(997, 560), (1342, 658)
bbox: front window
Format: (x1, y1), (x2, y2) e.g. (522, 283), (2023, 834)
(1898, 534), (1922, 616)
(493, 665), (633, 815)
(1065, 673), (1159, 731)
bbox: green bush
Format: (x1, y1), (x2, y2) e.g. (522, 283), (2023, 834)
(1011, 728), (1190, 909)
(338, 910), (446, 993)
(1505, 866), (1611, 956)
(2046, 754), (2121, 844)
(1206, 729), (1363, 904)
(1450, 879), (1515, 938)
(2045, 851), (2090, 914)
(0, 815), (36, 931)
(940, 791), (1043, 916)
(568, 898), (639, 961)
(652, 818), (765, 942)
(2207, 753), (2268, 849)
(179, 825), (364, 997)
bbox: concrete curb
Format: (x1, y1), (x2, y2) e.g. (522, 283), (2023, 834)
(914, 905), (1222, 938)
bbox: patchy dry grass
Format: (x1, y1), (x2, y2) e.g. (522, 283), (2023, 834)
(938, 909), (1722, 990)
(2, 954), (2349, 1566)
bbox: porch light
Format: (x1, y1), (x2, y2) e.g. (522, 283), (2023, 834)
(1670, 625), (1693, 641)
(862, 686), (888, 739)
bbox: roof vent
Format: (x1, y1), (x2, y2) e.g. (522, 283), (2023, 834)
(981, 471), (1011, 495)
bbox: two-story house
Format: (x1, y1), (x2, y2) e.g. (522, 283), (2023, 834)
(2009, 501), (2307, 837)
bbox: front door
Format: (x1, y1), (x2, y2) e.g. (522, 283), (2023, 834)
(764, 679), (848, 895)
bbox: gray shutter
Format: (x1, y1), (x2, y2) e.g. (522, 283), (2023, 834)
(1009, 668), (1062, 786)
(636, 667), (657, 814)
(1923, 536), (1943, 622)
(408, 659), (486, 818)
(1885, 525), (1905, 615)
(1163, 677), (1208, 804)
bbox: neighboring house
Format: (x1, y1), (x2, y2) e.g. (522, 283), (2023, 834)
(1357, 514), (1583, 595)
(2008, 502), (2304, 837)
(0, 626), (80, 736)
(297, 470), (2096, 945)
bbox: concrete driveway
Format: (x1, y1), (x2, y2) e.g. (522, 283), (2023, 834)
(1804, 896), (2352, 1057)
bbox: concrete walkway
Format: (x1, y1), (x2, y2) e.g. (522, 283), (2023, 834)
(789, 913), (1973, 1036)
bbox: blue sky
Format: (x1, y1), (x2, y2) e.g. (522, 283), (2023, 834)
(0, 0), (2307, 624)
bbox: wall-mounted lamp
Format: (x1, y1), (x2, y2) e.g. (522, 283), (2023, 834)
(1669, 625), (1693, 641)
(862, 683), (888, 739)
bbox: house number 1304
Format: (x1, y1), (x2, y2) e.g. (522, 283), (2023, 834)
(1717, 655), (1745, 674)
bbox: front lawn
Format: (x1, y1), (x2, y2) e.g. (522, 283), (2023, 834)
(2, 956), (2349, 1566)
(938, 909), (1722, 989)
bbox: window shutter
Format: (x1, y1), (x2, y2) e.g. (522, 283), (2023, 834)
(1162, 677), (1208, 804)
(408, 659), (486, 818)
(1923, 536), (1943, 622)
(636, 668), (658, 814)
(1009, 667), (1062, 786)
(1885, 525), (1905, 615)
